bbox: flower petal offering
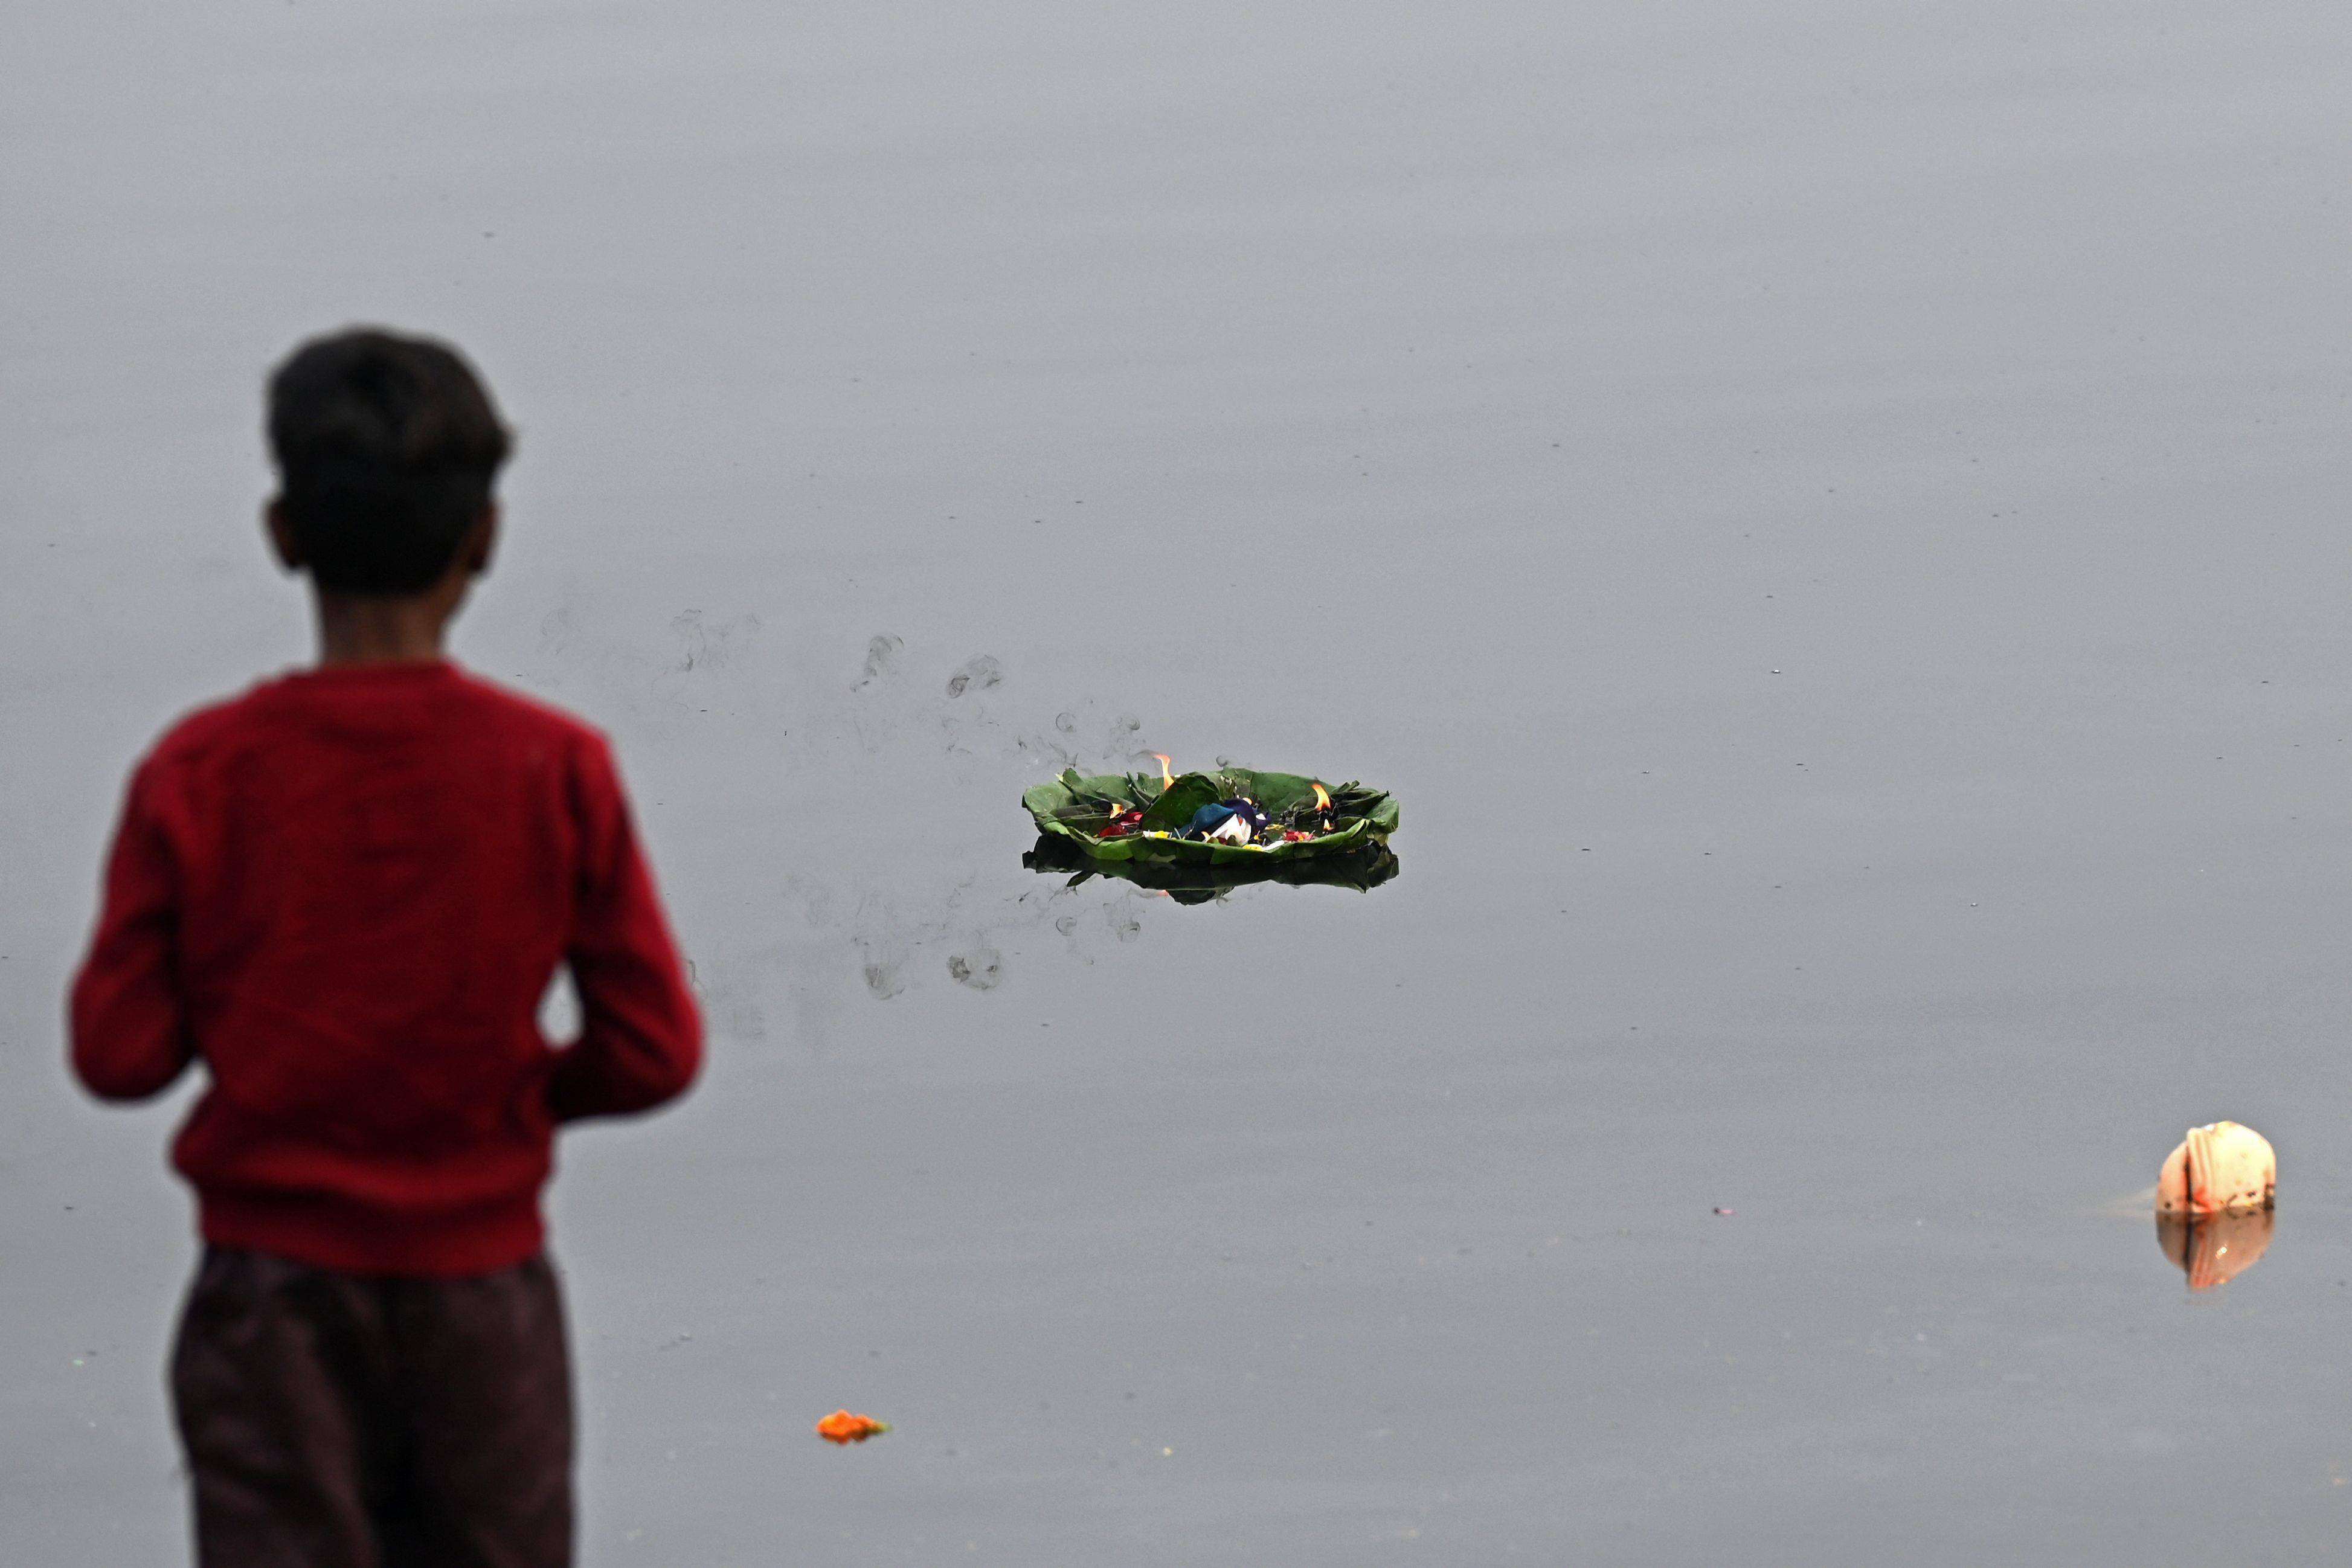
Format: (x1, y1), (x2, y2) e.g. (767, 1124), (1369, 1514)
(815, 1410), (891, 1445)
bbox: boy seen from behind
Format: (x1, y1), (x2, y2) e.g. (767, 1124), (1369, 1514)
(69, 327), (702, 1568)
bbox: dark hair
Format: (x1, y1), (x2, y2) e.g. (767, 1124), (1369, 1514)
(266, 327), (512, 594)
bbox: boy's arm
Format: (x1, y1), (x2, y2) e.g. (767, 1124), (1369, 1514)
(547, 738), (702, 1122)
(69, 762), (198, 1100)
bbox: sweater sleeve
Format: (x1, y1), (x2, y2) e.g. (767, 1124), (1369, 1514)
(546, 737), (703, 1122)
(69, 760), (198, 1101)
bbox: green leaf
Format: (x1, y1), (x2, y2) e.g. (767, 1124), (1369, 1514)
(1137, 771), (1223, 831)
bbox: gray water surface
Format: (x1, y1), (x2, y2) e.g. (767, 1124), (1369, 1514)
(6, 3), (2351, 1563)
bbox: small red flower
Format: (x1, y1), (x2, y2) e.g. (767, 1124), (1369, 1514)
(815, 1409), (890, 1445)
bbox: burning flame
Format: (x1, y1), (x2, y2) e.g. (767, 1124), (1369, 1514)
(1151, 754), (1174, 789)
(1311, 782), (1331, 812)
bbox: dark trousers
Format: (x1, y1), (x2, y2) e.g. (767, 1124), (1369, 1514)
(170, 1247), (573, 1568)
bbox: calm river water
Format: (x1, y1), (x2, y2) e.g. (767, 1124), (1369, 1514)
(5, 3), (2350, 1562)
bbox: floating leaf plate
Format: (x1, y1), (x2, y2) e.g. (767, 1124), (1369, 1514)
(1022, 766), (1399, 865)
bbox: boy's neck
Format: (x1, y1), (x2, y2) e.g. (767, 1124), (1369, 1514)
(311, 591), (454, 667)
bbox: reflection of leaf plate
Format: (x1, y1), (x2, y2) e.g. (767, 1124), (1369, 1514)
(1024, 834), (1399, 904)
(1022, 766), (1399, 864)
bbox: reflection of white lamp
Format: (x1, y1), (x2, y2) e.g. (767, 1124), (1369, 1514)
(2154, 1121), (2276, 1216)
(2155, 1207), (2274, 1290)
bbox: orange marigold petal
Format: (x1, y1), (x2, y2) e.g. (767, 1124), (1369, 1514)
(815, 1409), (890, 1444)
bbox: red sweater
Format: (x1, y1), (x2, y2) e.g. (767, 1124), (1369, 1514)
(69, 661), (702, 1276)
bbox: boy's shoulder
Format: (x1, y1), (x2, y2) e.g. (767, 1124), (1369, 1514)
(138, 663), (614, 779)
(439, 664), (614, 753)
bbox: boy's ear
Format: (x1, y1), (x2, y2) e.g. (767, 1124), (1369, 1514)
(263, 499), (304, 572)
(465, 504), (499, 577)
